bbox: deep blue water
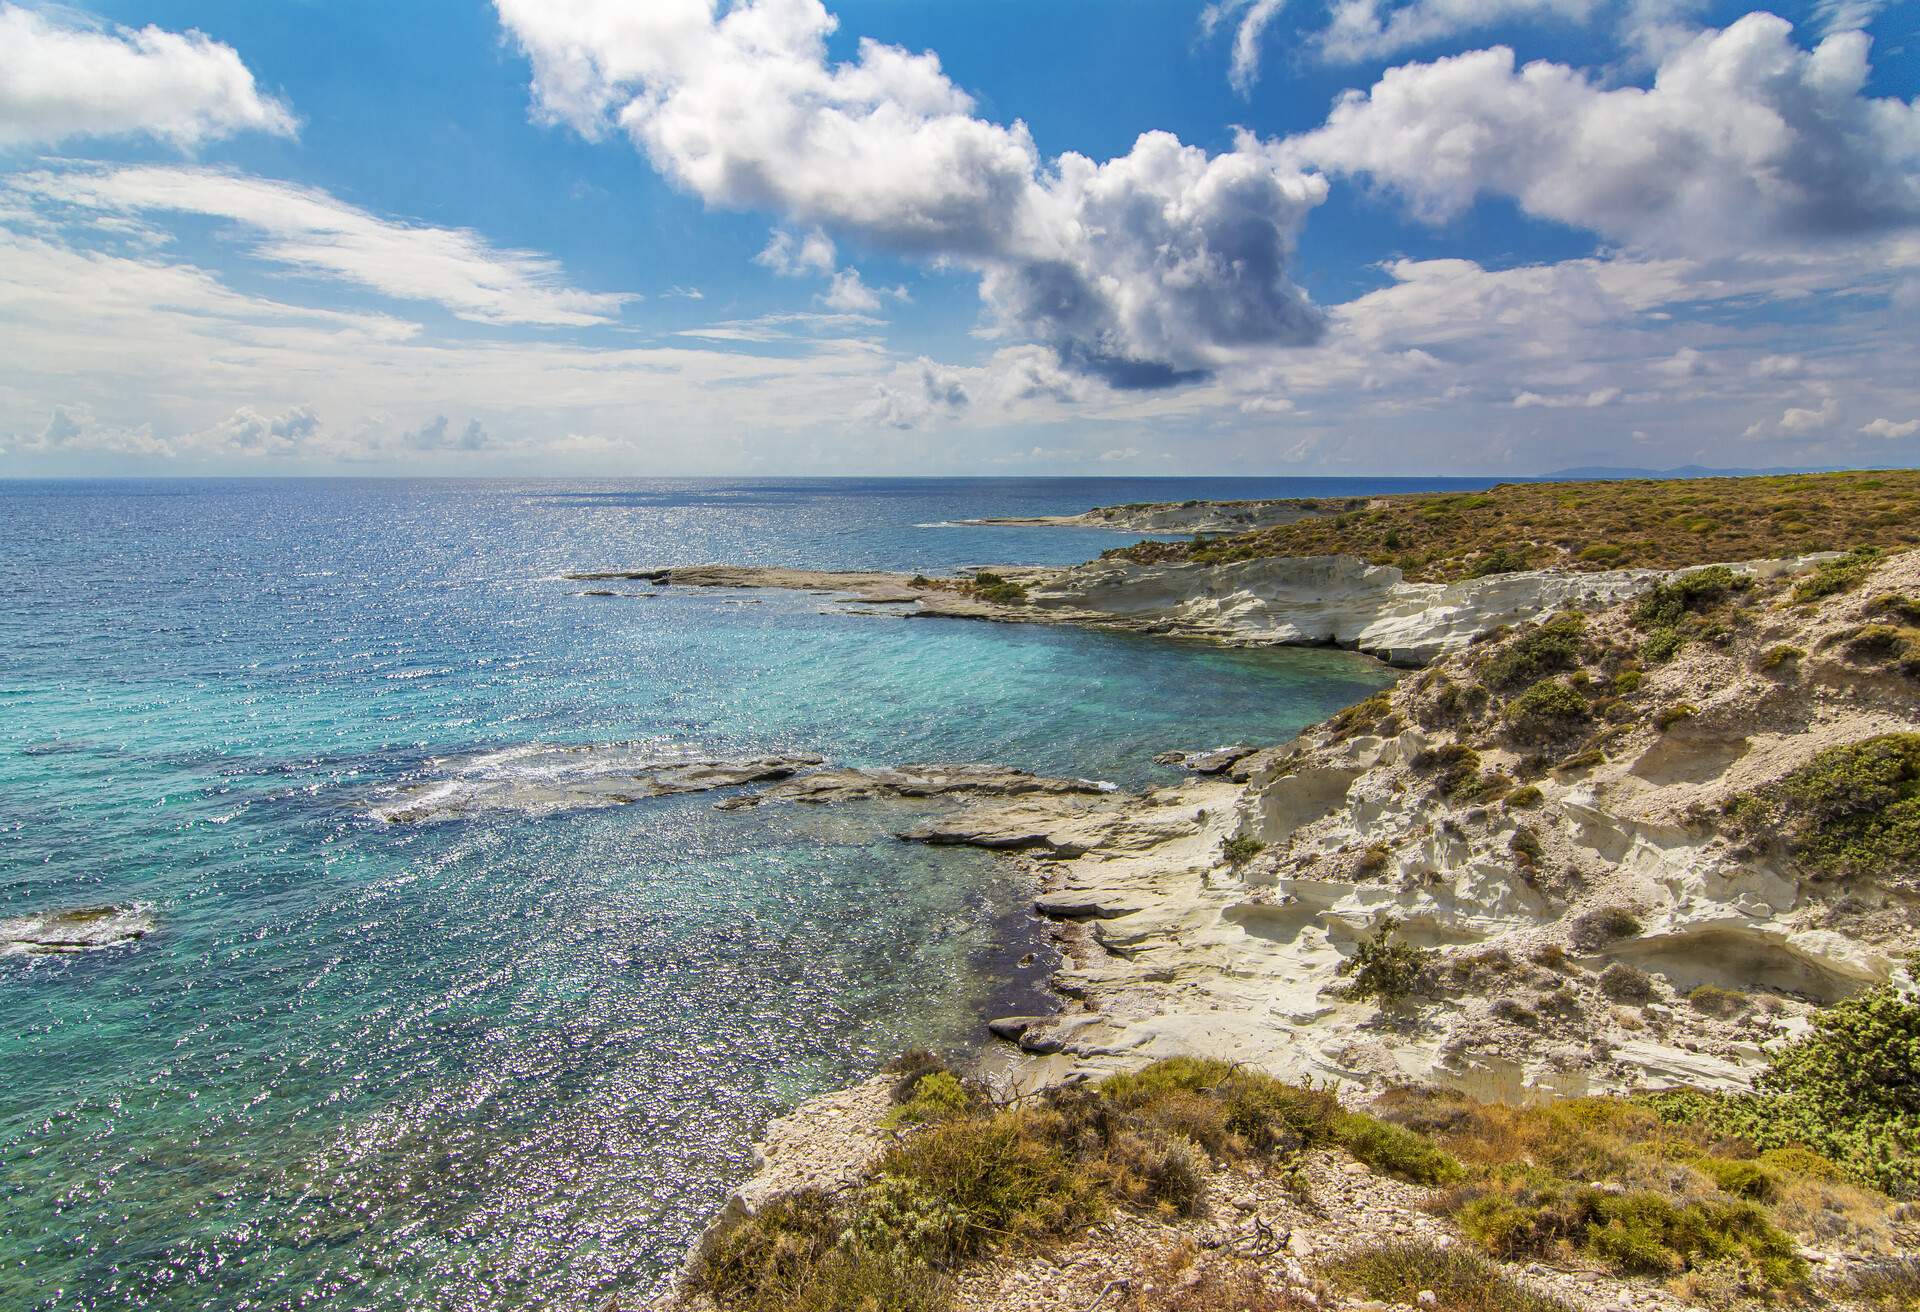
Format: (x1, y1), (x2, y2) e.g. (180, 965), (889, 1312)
(0, 477), (1480, 1310)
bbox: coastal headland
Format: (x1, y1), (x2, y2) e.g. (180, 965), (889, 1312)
(588, 472), (1920, 1312)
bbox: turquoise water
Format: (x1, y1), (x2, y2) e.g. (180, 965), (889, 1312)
(0, 478), (1456, 1310)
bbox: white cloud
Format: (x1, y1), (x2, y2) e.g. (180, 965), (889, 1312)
(1287, 14), (1920, 252)
(10, 165), (632, 326)
(755, 227), (836, 276)
(1745, 394), (1841, 437)
(1749, 354), (1805, 378)
(1860, 416), (1919, 438)
(1512, 386), (1620, 407)
(0, 4), (296, 148)
(1651, 346), (1706, 377)
(819, 267), (907, 313)
(495, 0), (1328, 384)
(1811, 0), (1889, 37)
(1779, 397), (1840, 433)
(1202, 0), (1289, 95)
(1317, 0), (1599, 64)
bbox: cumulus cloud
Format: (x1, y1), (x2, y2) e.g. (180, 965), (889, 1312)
(1860, 416), (1919, 438)
(0, 4), (296, 148)
(1744, 394), (1840, 438)
(1201, 0), (1289, 95)
(755, 227), (836, 276)
(819, 267), (907, 313)
(1316, 0), (1598, 64)
(1287, 14), (1920, 252)
(10, 165), (632, 326)
(16, 402), (328, 458)
(495, 0), (1328, 384)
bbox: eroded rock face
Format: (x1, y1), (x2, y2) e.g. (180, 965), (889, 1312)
(1030, 555), (1685, 666)
(2, 904), (154, 957)
(367, 744), (826, 822)
(883, 550), (1920, 1101)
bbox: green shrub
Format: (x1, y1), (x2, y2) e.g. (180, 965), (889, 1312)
(1467, 545), (1536, 577)
(1453, 1177), (1803, 1287)
(1726, 734), (1920, 880)
(1793, 547), (1878, 602)
(693, 1190), (950, 1312)
(966, 571), (1028, 605)
(876, 1108), (1102, 1257)
(1482, 613), (1586, 690)
(1757, 644), (1804, 672)
(1654, 703), (1698, 731)
(1326, 690), (1393, 741)
(1504, 679), (1592, 744)
(1412, 743), (1484, 797)
(1648, 970), (1920, 1197)
(1687, 985), (1752, 1019)
(1336, 1112), (1464, 1185)
(1339, 917), (1435, 1004)
(1870, 592), (1920, 623)
(1221, 832), (1266, 866)
(1506, 784), (1544, 809)
(887, 1070), (980, 1126)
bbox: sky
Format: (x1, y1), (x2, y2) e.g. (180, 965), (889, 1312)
(0, 0), (1914, 477)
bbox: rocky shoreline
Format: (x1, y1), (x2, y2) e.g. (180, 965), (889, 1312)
(952, 497), (1341, 534)
(635, 530), (1920, 1311)
(566, 553), (1833, 667)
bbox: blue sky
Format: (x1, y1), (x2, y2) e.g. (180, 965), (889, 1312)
(0, 0), (1915, 475)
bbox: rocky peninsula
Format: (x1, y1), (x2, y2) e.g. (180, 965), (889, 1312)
(603, 473), (1920, 1312)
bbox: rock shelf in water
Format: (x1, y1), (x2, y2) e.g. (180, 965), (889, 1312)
(2, 904), (154, 957)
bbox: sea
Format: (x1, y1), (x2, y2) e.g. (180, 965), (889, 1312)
(0, 476), (1489, 1310)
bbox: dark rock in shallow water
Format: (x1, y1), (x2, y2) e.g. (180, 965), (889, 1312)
(2, 904), (154, 957)
(1157, 744), (1257, 774)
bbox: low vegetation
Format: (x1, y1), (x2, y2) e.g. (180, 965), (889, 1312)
(1324, 1241), (1574, 1312)
(1338, 917), (1435, 1003)
(1102, 471), (1920, 582)
(1221, 831), (1267, 866)
(1723, 734), (1920, 884)
(1630, 565), (1749, 664)
(697, 992), (1920, 1312)
(694, 1057), (1465, 1312)
(1646, 969), (1920, 1197)
(965, 571), (1028, 605)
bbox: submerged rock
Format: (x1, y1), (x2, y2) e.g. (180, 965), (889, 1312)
(2, 904), (154, 957)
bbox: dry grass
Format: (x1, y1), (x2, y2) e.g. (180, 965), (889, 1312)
(1322, 1240), (1575, 1312)
(1116, 1243), (1318, 1312)
(1105, 471), (1920, 582)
